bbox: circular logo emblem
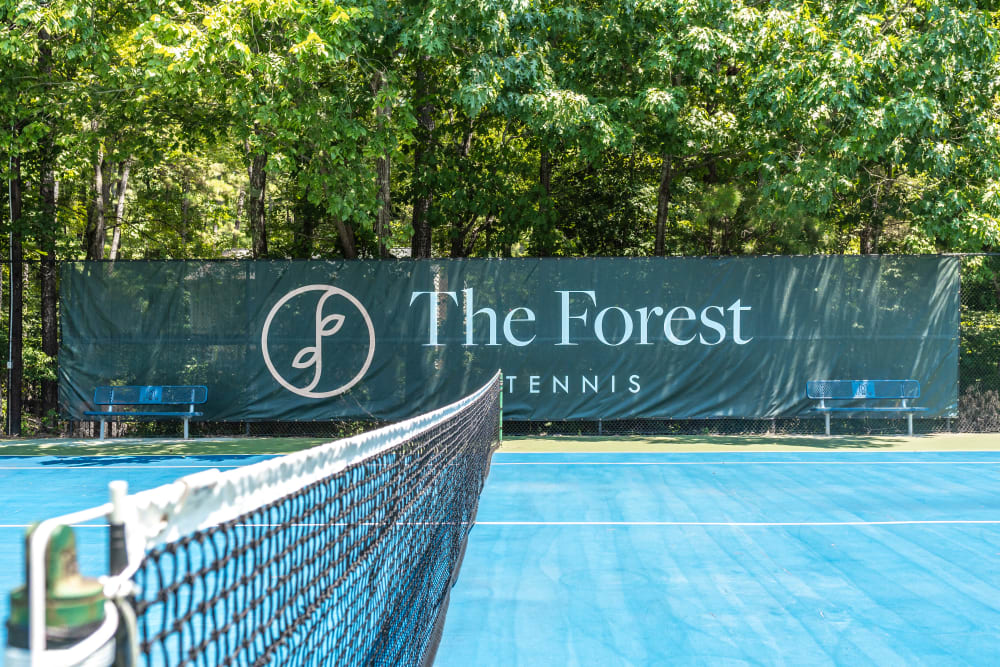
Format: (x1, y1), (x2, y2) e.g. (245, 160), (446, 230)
(261, 285), (376, 398)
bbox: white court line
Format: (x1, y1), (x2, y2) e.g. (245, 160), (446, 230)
(5, 462), (1000, 472)
(492, 460), (1000, 465)
(498, 450), (1000, 454)
(4, 462), (999, 471)
(0, 525), (108, 528)
(1, 520), (999, 529)
(4, 463), (999, 474)
(476, 520), (1000, 526)
(0, 465), (250, 470)
(0, 522), (474, 528)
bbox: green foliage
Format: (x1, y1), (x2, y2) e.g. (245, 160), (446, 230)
(745, 1), (1000, 252)
(2, 0), (1000, 430)
(961, 255), (1000, 310)
(960, 258), (1000, 399)
(5, 0), (998, 262)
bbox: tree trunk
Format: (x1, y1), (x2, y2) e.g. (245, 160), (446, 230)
(536, 147), (555, 256)
(856, 167), (885, 254)
(859, 178), (881, 254)
(334, 219), (357, 259)
(451, 214), (493, 258)
(540, 148), (552, 195)
(7, 155), (23, 436)
(39, 138), (59, 426)
(291, 189), (319, 258)
(313, 165), (358, 259)
(449, 120), (478, 258)
(108, 158), (131, 261)
(451, 216), (474, 258)
(180, 173), (190, 244)
(34, 27), (58, 425)
(654, 154), (673, 256)
(247, 151), (268, 258)
(410, 194), (432, 257)
(85, 137), (108, 260)
(858, 222), (880, 254)
(458, 118), (474, 159)
(410, 58), (435, 258)
(375, 154), (392, 258)
(372, 71), (392, 258)
(235, 187), (245, 230)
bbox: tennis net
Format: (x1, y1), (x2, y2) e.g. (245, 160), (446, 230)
(8, 371), (502, 667)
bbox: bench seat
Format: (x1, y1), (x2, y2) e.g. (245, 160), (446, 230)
(814, 406), (927, 413)
(84, 410), (204, 418)
(807, 380), (925, 435)
(86, 385), (208, 439)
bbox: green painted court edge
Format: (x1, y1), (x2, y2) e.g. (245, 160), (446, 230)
(499, 432), (1000, 452)
(0, 432), (997, 457)
(0, 437), (330, 457)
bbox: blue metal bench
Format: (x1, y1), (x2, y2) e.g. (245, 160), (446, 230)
(806, 380), (927, 436)
(83, 385), (208, 440)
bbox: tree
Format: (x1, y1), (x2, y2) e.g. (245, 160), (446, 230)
(134, 0), (377, 258)
(745, 2), (1000, 253)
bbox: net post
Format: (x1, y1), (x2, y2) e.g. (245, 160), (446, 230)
(108, 481), (129, 667)
(498, 370), (503, 445)
(6, 507), (115, 667)
(108, 481), (128, 577)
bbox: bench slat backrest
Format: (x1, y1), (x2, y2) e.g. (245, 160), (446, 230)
(93, 385), (208, 406)
(806, 380), (919, 400)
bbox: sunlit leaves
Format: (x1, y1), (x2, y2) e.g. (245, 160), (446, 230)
(742, 0), (1000, 251)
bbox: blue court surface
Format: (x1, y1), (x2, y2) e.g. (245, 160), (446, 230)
(436, 451), (1000, 666)
(1, 451), (999, 665)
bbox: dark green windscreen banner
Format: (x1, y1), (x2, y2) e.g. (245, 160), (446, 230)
(59, 256), (959, 421)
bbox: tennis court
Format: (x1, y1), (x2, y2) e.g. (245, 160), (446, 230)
(4, 430), (1000, 664)
(439, 439), (1000, 665)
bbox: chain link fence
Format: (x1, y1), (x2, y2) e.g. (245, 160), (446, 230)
(9, 255), (1000, 439)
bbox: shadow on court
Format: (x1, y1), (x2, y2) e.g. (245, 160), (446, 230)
(29, 454), (277, 467)
(0, 437), (328, 458)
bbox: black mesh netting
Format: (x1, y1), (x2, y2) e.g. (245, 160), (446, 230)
(129, 376), (500, 667)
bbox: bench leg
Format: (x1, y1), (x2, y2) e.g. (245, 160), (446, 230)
(825, 414), (831, 436)
(907, 414), (913, 437)
(99, 419), (107, 440)
(183, 418), (190, 440)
